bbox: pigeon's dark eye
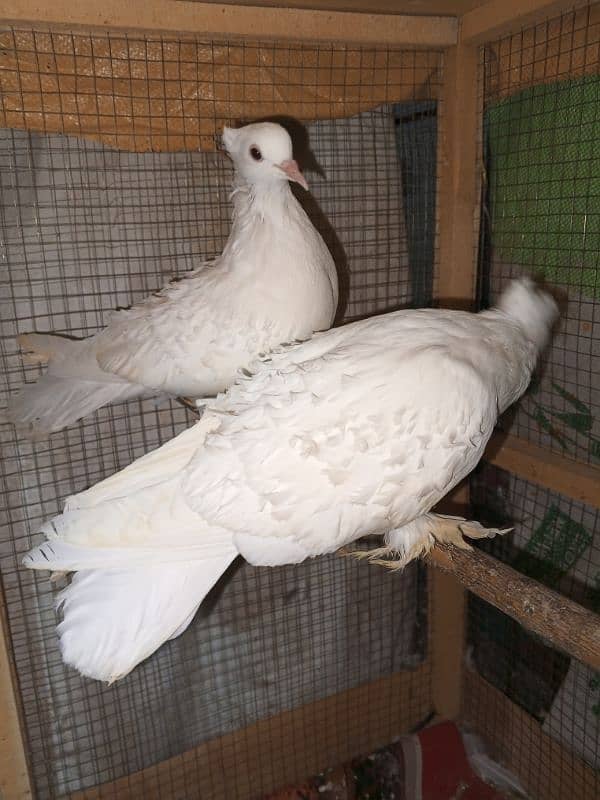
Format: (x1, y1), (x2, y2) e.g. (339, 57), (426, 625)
(249, 146), (262, 162)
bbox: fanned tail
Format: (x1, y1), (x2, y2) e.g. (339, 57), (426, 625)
(50, 557), (236, 683)
(23, 416), (236, 682)
(6, 374), (144, 439)
(24, 491), (238, 682)
(7, 333), (145, 439)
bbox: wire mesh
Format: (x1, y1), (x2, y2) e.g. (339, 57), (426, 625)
(466, 461), (600, 796)
(0, 27), (442, 799)
(477, 3), (600, 466)
(469, 7), (600, 794)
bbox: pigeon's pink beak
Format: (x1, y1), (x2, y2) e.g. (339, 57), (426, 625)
(277, 159), (309, 191)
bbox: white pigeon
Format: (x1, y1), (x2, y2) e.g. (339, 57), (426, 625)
(24, 278), (557, 682)
(7, 122), (338, 438)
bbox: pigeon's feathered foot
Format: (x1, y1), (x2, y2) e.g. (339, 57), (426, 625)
(176, 396), (202, 415)
(425, 513), (512, 549)
(348, 513), (511, 571)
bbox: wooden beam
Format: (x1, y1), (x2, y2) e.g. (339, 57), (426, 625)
(70, 666), (431, 799)
(485, 432), (600, 510)
(0, 1), (458, 46)
(429, 510), (467, 719)
(430, 38), (481, 720)
(436, 42), (481, 305)
(463, 668), (599, 800)
(0, 590), (33, 800)
(428, 543), (600, 671)
(460, 0), (591, 44)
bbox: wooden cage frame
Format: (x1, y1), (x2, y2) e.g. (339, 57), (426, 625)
(0, 1), (599, 798)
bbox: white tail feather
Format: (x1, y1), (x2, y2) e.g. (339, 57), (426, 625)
(8, 333), (145, 439)
(56, 556), (236, 682)
(24, 536), (232, 571)
(23, 414), (238, 682)
(6, 374), (144, 439)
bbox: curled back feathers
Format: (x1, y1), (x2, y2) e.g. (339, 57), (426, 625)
(181, 312), (503, 561)
(31, 310), (502, 563)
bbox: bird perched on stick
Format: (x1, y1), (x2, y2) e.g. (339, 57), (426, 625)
(24, 278), (557, 682)
(7, 122), (338, 439)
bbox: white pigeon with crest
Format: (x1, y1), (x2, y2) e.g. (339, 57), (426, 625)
(8, 122), (338, 438)
(24, 278), (557, 682)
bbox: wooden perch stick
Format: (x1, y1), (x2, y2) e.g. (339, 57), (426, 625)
(427, 543), (600, 671)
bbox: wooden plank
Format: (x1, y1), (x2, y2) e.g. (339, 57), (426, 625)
(428, 543), (600, 670)
(69, 665), (431, 799)
(460, 0), (591, 44)
(430, 39), (482, 719)
(0, 1), (458, 46)
(463, 668), (599, 800)
(485, 432), (600, 510)
(436, 42), (481, 305)
(429, 507), (467, 719)
(182, 0), (486, 15)
(0, 589), (33, 800)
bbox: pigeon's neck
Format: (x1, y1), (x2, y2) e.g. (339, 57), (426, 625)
(230, 176), (300, 228)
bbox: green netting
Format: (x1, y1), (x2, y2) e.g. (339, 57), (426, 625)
(486, 74), (600, 298)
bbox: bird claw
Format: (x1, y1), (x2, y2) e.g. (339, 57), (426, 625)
(433, 514), (512, 550)
(342, 545), (411, 571)
(343, 545), (398, 562)
(368, 556), (410, 571)
(457, 520), (513, 541)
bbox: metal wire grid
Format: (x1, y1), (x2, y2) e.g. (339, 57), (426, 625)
(0, 29), (441, 799)
(477, 4), (600, 465)
(466, 462), (599, 795)
(469, 10), (600, 793)
(463, 653), (599, 798)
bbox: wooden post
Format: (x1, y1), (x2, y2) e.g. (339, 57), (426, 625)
(431, 38), (482, 720)
(429, 525), (468, 719)
(0, 591), (33, 799)
(436, 41), (481, 307)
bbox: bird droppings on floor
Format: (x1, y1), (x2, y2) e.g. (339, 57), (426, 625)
(264, 720), (527, 799)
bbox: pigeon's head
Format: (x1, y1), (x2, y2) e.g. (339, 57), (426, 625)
(222, 122), (308, 191)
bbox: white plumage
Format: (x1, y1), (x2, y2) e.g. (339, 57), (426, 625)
(24, 278), (557, 682)
(7, 122), (338, 438)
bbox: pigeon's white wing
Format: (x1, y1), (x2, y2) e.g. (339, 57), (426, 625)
(94, 265), (260, 398)
(182, 311), (501, 564)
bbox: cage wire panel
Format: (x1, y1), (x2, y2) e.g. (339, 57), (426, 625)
(0, 29), (441, 799)
(467, 463), (600, 793)
(469, 4), (600, 798)
(477, 3), (600, 465)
